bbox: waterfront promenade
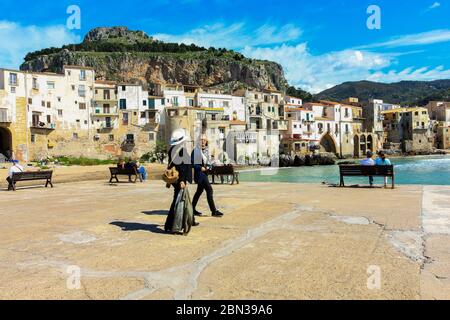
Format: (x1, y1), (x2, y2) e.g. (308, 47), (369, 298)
(0, 177), (449, 300)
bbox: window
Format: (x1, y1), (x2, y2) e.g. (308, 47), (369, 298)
(415, 112), (419, 116)
(335, 124), (339, 133)
(31, 134), (36, 143)
(219, 127), (225, 134)
(11, 87), (16, 93)
(72, 133), (78, 140)
(28, 98), (32, 104)
(148, 132), (155, 141)
(80, 70), (86, 81)
(68, 71), (71, 76)
(47, 81), (55, 90)
(344, 108), (349, 117)
(32, 114), (40, 127)
(119, 99), (127, 110)
(78, 85), (86, 97)
(103, 90), (110, 100)
(109, 134), (114, 142)
(223, 101), (229, 108)
(9, 73), (18, 86)
(161, 98), (165, 105)
(122, 86), (126, 91)
(126, 134), (134, 143)
(345, 124), (349, 133)
(79, 103), (86, 110)
(123, 112), (129, 125)
(72, 85), (75, 91)
(57, 97), (61, 102)
(41, 101), (45, 107)
(211, 114), (216, 121)
(210, 128), (215, 135)
(173, 97), (179, 107)
(47, 115), (52, 123)
(143, 100), (147, 106)
(47, 101), (51, 108)
(208, 101), (214, 108)
(58, 110), (63, 116)
(32, 78), (38, 89)
(141, 112), (146, 119)
(188, 99), (194, 107)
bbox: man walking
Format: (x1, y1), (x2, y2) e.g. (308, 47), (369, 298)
(191, 134), (224, 217)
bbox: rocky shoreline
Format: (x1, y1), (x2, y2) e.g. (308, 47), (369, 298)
(279, 153), (336, 167)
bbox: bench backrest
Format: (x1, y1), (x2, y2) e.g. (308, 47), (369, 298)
(12, 170), (53, 181)
(339, 165), (394, 176)
(209, 165), (235, 175)
(110, 167), (137, 175)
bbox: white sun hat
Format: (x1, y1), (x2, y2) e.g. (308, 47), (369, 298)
(170, 128), (188, 146)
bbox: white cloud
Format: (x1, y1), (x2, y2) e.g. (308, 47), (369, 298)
(358, 29), (450, 49)
(0, 21), (80, 69)
(426, 2), (441, 11)
(154, 22), (302, 49)
(242, 44), (394, 93)
(367, 66), (450, 83)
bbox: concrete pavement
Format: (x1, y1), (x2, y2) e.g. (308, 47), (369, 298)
(0, 180), (449, 299)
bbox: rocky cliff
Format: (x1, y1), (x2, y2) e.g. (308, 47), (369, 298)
(20, 27), (288, 92)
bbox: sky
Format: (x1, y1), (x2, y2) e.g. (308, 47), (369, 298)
(0, 0), (449, 93)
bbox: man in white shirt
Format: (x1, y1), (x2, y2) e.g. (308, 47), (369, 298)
(7, 160), (24, 190)
(360, 151), (375, 186)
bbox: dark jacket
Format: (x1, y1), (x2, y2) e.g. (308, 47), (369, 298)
(168, 145), (192, 184)
(191, 147), (208, 184)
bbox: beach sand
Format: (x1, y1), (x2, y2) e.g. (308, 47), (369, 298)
(0, 179), (449, 299)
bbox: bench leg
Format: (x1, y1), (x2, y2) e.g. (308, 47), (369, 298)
(392, 176), (395, 189)
(340, 175), (345, 187)
(235, 173), (239, 185)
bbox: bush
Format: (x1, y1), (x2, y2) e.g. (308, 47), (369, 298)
(53, 156), (116, 166)
(140, 140), (167, 163)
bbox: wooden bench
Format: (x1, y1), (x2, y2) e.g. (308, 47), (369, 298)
(207, 165), (239, 185)
(339, 165), (395, 189)
(8, 170), (53, 191)
(109, 167), (142, 183)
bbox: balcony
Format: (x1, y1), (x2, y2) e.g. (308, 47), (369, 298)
(31, 122), (56, 130)
(91, 109), (119, 117)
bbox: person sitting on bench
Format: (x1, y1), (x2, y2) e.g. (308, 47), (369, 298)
(375, 151), (392, 186)
(360, 151), (375, 187)
(7, 160), (25, 190)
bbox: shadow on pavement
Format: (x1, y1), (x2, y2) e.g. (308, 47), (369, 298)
(110, 221), (166, 234)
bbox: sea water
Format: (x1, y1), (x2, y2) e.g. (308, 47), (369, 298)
(239, 155), (450, 186)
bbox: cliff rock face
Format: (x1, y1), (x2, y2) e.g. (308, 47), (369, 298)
(20, 27), (288, 92)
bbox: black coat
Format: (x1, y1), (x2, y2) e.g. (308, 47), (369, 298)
(168, 145), (192, 184)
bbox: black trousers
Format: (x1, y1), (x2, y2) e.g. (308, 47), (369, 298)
(192, 178), (217, 214)
(6, 177), (13, 190)
(165, 183), (196, 232)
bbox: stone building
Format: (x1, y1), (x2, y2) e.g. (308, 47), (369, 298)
(382, 107), (433, 153)
(426, 101), (450, 149)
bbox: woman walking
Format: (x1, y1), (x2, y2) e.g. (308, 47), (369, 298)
(164, 129), (199, 233)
